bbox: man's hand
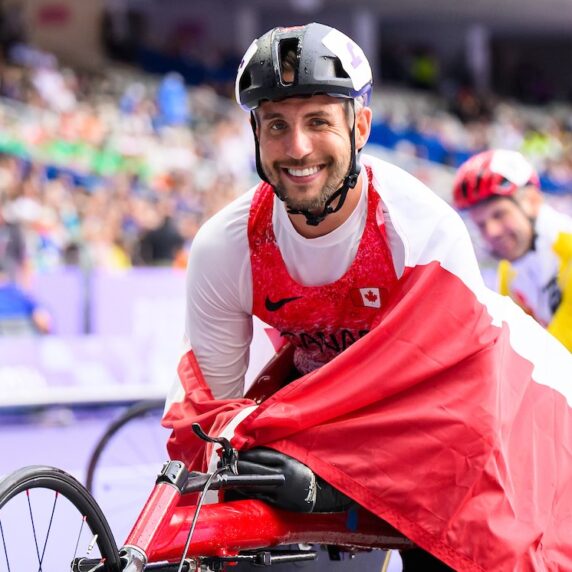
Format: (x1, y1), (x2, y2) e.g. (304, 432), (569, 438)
(228, 448), (354, 513)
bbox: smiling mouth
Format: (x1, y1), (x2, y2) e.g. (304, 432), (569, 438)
(492, 236), (513, 249)
(282, 165), (324, 178)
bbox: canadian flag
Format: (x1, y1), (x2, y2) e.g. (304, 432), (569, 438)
(164, 155), (572, 570)
(350, 287), (381, 308)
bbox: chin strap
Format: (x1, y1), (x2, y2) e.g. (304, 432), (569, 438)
(285, 167), (359, 226)
(251, 113), (271, 185)
(250, 101), (362, 227)
(506, 196), (537, 251)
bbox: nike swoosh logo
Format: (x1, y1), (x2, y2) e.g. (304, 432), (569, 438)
(265, 295), (303, 312)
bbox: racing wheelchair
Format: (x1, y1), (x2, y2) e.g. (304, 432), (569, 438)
(0, 345), (412, 571)
(0, 421), (411, 571)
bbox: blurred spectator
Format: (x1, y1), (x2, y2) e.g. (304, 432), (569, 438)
(31, 57), (77, 113)
(449, 86), (492, 123)
(0, 4), (25, 55)
(0, 258), (51, 335)
(137, 197), (184, 265)
(408, 47), (440, 91)
(119, 81), (147, 115)
(0, 202), (25, 281)
(155, 72), (190, 129)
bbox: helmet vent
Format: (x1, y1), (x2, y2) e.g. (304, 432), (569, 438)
(460, 180), (469, 200)
(333, 57), (350, 79)
(278, 38), (299, 85)
(239, 71), (252, 93)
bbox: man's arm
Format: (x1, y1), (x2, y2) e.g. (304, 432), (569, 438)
(183, 192), (255, 399)
(162, 193), (258, 469)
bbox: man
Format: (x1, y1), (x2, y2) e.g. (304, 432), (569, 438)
(0, 207), (50, 335)
(0, 259), (51, 335)
(163, 23), (572, 571)
(453, 149), (572, 350)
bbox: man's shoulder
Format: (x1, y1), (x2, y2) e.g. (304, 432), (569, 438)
(362, 153), (454, 217)
(191, 186), (256, 257)
(362, 153), (412, 181)
(538, 202), (572, 235)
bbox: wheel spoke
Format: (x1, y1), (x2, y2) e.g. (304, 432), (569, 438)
(38, 490), (59, 569)
(0, 519), (12, 572)
(0, 467), (121, 572)
(72, 515), (87, 566)
(26, 489), (43, 572)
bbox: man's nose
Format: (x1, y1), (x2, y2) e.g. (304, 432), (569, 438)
(285, 128), (312, 159)
(482, 220), (503, 240)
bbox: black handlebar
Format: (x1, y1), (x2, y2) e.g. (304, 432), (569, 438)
(182, 472), (285, 494)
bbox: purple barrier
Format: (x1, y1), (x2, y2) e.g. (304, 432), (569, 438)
(0, 335), (176, 407)
(90, 268), (186, 336)
(28, 268), (85, 335)
(0, 323), (276, 407)
(1, 268), (277, 407)
(27, 268), (187, 336)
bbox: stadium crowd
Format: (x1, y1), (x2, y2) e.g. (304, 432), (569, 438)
(1, 43), (572, 284)
(0, 46), (255, 279)
(371, 86), (572, 194)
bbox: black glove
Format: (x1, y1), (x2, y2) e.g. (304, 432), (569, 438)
(313, 475), (355, 513)
(228, 448), (354, 513)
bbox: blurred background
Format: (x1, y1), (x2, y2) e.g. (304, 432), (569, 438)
(1, 0), (572, 555)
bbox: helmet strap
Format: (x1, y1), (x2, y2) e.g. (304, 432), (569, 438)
(250, 112), (271, 184)
(506, 196), (537, 252)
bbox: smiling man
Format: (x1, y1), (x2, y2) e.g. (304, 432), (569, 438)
(453, 149), (572, 350)
(163, 23), (572, 572)
(180, 22), (394, 393)
(256, 94), (369, 237)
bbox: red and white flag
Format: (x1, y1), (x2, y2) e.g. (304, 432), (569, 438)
(350, 287), (381, 308)
(164, 156), (572, 571)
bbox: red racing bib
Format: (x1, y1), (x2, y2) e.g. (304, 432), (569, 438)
(249, 167), (398, 374)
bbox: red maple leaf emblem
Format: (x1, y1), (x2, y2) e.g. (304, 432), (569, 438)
(365, 290), (378, 303)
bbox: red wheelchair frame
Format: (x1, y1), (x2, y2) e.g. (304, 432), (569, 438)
(116, 455), (412, 570)
(112, 343), (412, 570)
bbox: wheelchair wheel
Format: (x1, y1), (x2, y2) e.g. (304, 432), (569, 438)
(85, 399), (169, 545)
(0, 465), (122, 571)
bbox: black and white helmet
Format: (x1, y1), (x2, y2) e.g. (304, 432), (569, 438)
(235, 23), (373, 111)
(235, 23), (372, 227)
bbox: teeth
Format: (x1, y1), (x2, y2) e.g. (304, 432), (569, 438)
(287, 166), (320, 177)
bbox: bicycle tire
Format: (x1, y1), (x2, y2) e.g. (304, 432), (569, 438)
(85, 399), (166, 494)
(0, 465), (123, 571)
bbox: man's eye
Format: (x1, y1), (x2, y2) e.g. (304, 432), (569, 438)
(269, 121), (286, 131)
(310, 118), (328, 127)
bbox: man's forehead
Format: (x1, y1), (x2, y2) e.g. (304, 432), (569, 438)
(257, 94), (345, 117)
(469, 197), (515, 220)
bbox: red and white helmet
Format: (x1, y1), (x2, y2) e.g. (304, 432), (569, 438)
(452, 150), (540, 210)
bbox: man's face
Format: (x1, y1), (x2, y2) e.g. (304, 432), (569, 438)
(469, 197), (534, 261)
(255, 95), (355, 213)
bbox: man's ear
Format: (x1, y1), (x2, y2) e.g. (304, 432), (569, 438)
(519, 185), (543, 218)
(355, 106), (372, 151)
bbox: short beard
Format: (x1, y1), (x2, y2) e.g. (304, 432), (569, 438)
(273, 178), (338, 212)
(267, 159), (350, 213)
